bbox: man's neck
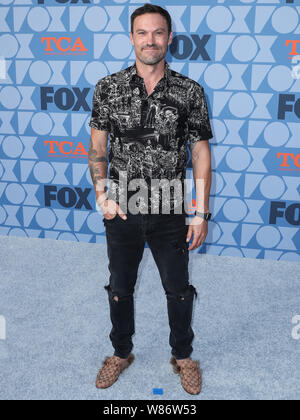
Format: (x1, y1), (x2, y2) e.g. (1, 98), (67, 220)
(135, 59), (166, 83)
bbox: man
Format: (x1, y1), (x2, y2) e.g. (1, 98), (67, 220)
(88, 4), (213, 395)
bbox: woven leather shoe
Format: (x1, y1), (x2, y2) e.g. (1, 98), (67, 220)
(95, 353), (135, 389)
(170, 356), (202, 395)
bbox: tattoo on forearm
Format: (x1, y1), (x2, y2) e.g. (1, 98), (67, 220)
(88, 138), (108, 192)
(88, 138), (107, 163)
(90, 163), (104, 186)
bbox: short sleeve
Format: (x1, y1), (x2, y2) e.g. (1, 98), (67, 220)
(89, 80), (110, 132)
(188, 83), (213, 145)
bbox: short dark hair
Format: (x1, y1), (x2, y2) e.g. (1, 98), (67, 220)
(131, 4), (172, 36)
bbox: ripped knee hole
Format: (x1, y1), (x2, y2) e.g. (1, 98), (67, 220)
(168, 285), (198, 302)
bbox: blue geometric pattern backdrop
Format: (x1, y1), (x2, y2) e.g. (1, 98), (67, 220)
(0, 0), (300, 261)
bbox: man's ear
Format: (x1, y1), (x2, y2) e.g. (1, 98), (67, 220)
(168, 31), (173, 46)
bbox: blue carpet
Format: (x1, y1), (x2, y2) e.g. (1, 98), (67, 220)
(0, 235), (299, 400)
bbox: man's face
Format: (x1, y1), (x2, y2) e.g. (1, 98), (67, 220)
(130, 13), (172, 66)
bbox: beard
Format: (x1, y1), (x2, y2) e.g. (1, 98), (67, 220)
(137, 47), (166, 65)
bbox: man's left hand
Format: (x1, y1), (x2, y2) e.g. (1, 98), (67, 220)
(186, 216), (208, 251)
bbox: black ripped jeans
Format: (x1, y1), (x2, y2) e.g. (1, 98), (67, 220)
(102, 211), (198, 360)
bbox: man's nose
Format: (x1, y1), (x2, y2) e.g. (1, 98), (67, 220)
(146, 33), (155, 45)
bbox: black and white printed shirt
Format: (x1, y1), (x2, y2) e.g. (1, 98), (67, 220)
(89, 61), (213, 214)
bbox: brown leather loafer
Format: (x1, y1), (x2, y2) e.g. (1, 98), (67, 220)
(170, 356), (202, 395)
(95, 353), (135, 389)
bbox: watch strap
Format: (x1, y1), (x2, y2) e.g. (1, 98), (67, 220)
(194, 211), (212, 220)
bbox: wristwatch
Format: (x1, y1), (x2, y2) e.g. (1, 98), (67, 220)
(194, 211), (212, 221)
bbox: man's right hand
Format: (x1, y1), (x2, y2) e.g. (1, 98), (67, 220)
(99, 199), (127, 221)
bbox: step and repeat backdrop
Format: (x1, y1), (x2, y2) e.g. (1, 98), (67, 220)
(0, 0), (300, 261)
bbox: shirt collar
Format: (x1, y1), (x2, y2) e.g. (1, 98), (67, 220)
(128, 61), (171, 88)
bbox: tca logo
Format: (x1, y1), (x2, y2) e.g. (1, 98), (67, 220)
(277, 152), (300, 170)
(286, 40), (300, 58)
(42, 37), (87, 55)
(45, 140), (88, 158)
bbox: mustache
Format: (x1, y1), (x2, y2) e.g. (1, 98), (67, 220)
(143, 45), (160, 49)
